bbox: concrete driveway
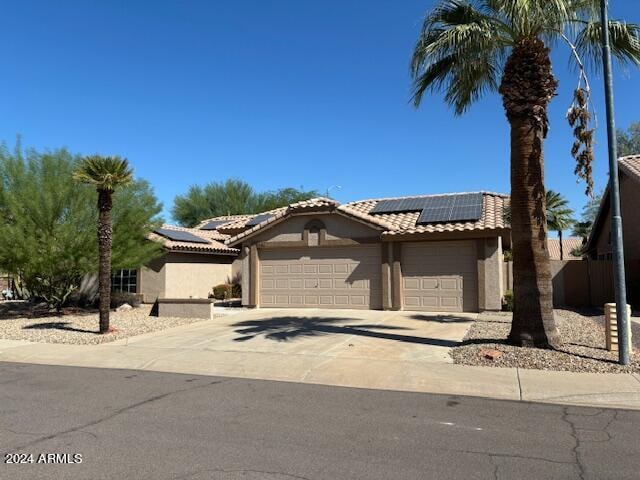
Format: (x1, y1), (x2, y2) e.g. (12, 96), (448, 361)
(115, 308), (475, 364)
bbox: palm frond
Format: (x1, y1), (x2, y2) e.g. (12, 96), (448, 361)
(73, 155), (133, 192)
(576, 20), (640, 70)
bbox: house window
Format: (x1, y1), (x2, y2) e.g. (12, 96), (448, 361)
(111, 269), (138, 293)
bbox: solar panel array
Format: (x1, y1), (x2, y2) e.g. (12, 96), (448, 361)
(199, 220), (228, 230)
(245, 213), (274, 227)
(155, 228), (210, 244)
(369, 193), (483, 224)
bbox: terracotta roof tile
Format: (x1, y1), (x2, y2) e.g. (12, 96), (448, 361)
(547, 237), (583, 260)
(226, 192), (510, 245)
(620, 155), (640, 183)
(149, 225), (239, 254)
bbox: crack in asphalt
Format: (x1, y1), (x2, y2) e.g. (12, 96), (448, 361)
(561, 407), (589, 480)
(8, 378), (229, 451)
(170, 468), (312, 480)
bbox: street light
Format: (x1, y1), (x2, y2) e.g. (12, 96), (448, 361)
(600, 0), (630, 365)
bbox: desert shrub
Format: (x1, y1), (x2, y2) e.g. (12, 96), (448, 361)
(503, 290), (514, 312)
(231, 283), (242, 298)
(212, 284), (233, 300)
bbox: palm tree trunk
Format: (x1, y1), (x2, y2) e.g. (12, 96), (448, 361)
(499, 38), (561, 349)
(559, 230), (564, 261)
(97, 189), (113, 334)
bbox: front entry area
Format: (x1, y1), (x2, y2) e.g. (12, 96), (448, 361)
(401, 241), (478, 312)
(259, 245), (382, 309)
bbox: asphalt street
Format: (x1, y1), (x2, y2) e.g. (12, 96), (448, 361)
(1, 362), (639, 480)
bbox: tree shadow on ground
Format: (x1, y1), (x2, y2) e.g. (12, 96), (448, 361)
(232, 316), (461, 347)
(409, 314), (474, 324)
(23, 322), (97, 334)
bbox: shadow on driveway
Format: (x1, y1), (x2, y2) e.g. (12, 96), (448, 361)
(232, 316), (461, 347)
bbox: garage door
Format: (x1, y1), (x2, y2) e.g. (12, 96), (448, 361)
(259, 246), (382, 309)
(401, 241), (478, 312)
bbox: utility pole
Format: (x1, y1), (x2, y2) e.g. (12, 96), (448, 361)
(600, 0), (630, 365)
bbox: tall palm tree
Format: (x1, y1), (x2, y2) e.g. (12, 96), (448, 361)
(411, 0), (640, 348)
(546, 190), (575, 260)
(74, 156), (133, 333)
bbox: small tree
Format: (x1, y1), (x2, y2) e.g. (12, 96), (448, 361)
(0, 144), (162, 312)
(74, 156), (133, 333)
(545, 190), (574, 260)
(618, 122), (640, 157)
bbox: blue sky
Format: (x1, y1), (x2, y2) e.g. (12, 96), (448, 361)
(2, 1), (639, 225)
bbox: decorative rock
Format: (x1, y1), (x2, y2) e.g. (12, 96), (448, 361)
(480, 348), (503, 361)
(116, 303), (133, 312)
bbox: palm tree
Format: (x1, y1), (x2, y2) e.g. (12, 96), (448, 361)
(411, 0), (640, 348)
(74, 156), (133, 333)
(546, 190), (575, 260)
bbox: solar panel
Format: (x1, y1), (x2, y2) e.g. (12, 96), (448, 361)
(245, 213), (274, 227)
(155, 228), (210, 244)
(199, 220), (228, 230)
(369, 197), (428, 214)
(416, 193), (483, 224)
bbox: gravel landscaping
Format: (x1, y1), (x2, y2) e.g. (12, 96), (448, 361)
(451, 309), (640, 373)
(0, 301), (216, 345)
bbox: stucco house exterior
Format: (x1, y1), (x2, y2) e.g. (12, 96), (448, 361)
(585, 155), (640, 287)
(224, 192), (510, 313)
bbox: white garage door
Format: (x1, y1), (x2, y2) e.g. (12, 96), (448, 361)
(401, 241), (478, 312)
(259, 246), (382, 309)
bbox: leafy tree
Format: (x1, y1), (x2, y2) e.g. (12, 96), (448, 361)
(172, 178), (319, 227)
(410, 0), (640, 348)
(545, 191), (575, 260)
(0, 144), (162, 312)
(617, 122), (640, 157)
(571, 191), (603, 246)
(74, 156), (135, 334)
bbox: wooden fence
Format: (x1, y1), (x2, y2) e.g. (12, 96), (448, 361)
(503, 259), (639, 308)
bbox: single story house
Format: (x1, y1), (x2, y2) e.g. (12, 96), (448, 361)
(223, 192), (510, 313)
(114, 220), (244, 303)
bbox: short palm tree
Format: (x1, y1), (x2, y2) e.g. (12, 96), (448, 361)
(546, 190), (575, 260)
(74, 156), (133, 333)
(411, 0), (640, 348)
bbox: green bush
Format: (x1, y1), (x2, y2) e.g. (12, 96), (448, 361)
(231, 283), (241, 299)
(212, 284), (233, 300)
(503, 290), (514, 312)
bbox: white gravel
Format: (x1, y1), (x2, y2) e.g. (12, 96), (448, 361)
(0, 302), (217, 345)
(451, 309), (640, 373)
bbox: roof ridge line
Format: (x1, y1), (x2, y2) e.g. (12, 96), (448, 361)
(345, 191), (509, 205)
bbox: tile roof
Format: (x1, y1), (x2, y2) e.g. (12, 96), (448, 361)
(547, 237), (583, 260)
(620, 155), (640, 183)
(149, 225), (239, 254)
(225, 192), (509, 246)
(342, 192), (509, 237)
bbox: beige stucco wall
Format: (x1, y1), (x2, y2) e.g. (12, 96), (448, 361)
(251, 213), (380, 244)
(163, 252), (234, 299)
(140, 256), (167, 303)
(596, 175), (640, 260)
(477, 236), (503, 311)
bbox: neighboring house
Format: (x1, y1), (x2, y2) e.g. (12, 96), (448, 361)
(586, 155), (640, 296)
(586, 155), (640, 281)
(225, 192), (510, 313)
(547, 237), (583, 261)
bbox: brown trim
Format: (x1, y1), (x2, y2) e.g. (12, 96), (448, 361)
(391, 242), (402, 310)
(255, 237), (380, 249)
(381, 243), (391, 310)
(382, 228), (510, 243)
(249, 244), (259, 307)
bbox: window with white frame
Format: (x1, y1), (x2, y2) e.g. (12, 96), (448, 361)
(111, 269), (138, 293)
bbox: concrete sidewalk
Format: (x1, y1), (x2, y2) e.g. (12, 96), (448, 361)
(1, 319), (639, 410)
